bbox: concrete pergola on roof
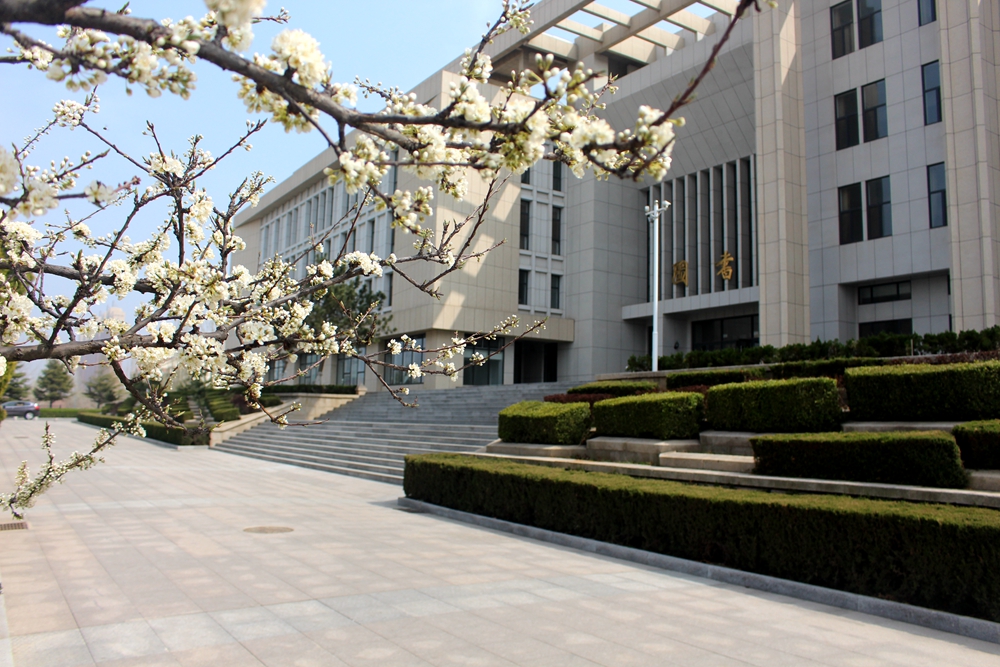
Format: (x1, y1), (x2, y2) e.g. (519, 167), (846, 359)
(481, 0), (737, 77)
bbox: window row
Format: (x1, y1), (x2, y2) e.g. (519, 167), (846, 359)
(837, 163), (946, 245)
(521, 161), (563, 192)
(834, 63), (940, 151)
(831, 1), (936, 60)
(858, 280), (911, 304)
(518, 269), (562, 310)
(520, 199), (563, 255)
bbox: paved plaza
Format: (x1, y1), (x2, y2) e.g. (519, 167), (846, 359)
(0, 420), (998, 667)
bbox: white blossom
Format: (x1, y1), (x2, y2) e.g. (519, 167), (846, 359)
(0, 148), (18, 196)
(84, 181), (115, 205)
(271, 29), (328, 87)
(53, 99), (87, 127)
(148, 153), (185, 177)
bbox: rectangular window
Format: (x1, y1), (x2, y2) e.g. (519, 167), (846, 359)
(367, 221), (375, 253)
(521, 168), (531, 185)
(261, 225), (270, 259)
(857, 0), (882, 49)
(318, 191), (327, 229)
(862, 80), (887, 142)
(918, 0), (936, 26)
(463, 335), (504, 386)
(866, 176), (892, 239)
(551, 206), (562, 255)
(550, 274), (561, 310)
(928, 162), (947, 228)
(552, 161), (563, 192)
(839, 183), (864, 245)
(835, 90), (859, 150)
(922, 61), (941, 125)
(858, 280), (911, 305)
(386, 272), (393, 307)
(384, 335), (424, 385)
(859, 318), (912, 338)
(519, 200), (531, 250)
(831, 1), (855, 59)
(518, 269), (530, 306)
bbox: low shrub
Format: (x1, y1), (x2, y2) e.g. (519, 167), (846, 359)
(498, 401), (590, 445)
(706, 378), (841, 433)
(544, 393), (613, 408)
(205, 391), (241, 422)
(952, 420), (1000, 470)
(593, 392), (703, 440)
(261, 384), (358, 395)
(769, 357), (889, 381)
(404, 453), (1000, 622)
(751, 431), (968, 488)
(845, 362), (1000, 421)
(77, 412), (209, 446)
(38, 408), (82, 418)
(567, 380), (657, 397)
(665, 368), (763, 389)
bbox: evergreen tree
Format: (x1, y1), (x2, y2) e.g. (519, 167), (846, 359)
(33, 360), (75, 408)
(3, 369), (30, 401)
(83, 371), (121, 409)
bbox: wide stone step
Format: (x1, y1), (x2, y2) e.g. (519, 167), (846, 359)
(587, 437), (701, 464)
(697, 431), (757, 456)
(213, 447), (402, 484)
(841, 421), (961, 433)
(658, 452), (756, 473)
(224, 436), (482, 458)
(484, 442), (586, 457)
(230, 428), (492, 448)
(216, 443), (407, 472)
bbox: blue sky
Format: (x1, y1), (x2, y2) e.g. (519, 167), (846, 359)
(0, 1), (503, 202)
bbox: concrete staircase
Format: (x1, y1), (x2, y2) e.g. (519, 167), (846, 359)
(213, 381), (574, 483)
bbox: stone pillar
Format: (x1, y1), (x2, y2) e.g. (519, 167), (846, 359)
(753, 0), (810, 346)
(940, 0), (1000, 331)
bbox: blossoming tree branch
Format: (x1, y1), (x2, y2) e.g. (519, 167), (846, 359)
(0, 0), (767, 517)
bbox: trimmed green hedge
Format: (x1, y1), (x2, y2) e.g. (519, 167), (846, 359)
(77, 412), (209, 446)
(593, 392), (702, 440)
(498, 401), (590, 445)
(953, 420), (1000, 470)
(707, 378), (841, 433)
(404, 454), (1000, 622)
(665, 368), (763, 389)
(845, 362), (1000, 421)
(751, 431), (968, 488)
(567, 380), (657, 397)
(39, 408), (82, 418)
(261, 384), (358, 395)
(205, 391), (240, 422)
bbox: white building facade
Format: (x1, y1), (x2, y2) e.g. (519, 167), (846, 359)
(234, 0), (1000, 390)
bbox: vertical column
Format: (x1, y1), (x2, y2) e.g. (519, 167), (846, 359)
(940, 0), (1000, 330)
(753, 0), (810, 345)
(663, 181), (674, 301)
(727, 160), (738, 290)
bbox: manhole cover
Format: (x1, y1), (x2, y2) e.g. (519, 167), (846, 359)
(0, 522), (28, 532)
(243, 526), (293, 534)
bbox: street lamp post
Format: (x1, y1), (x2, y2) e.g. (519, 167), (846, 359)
(644, 200), (669, 373)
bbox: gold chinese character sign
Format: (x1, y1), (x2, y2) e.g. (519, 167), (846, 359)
(671, 260), (689, 286)
(716, 251), (734, 281)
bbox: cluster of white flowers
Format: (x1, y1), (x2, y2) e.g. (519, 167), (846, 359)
(148, 153), (185, 177)
(205, 0), (266, 31)
(84, 181), (116, 205)
(187, 190), (214, 222)
(271, 30), (328, 87)
(52, 99), (87, 127)
(339, 251), (384, 277)
(15, 179), (59, 219)
(0, 148), (18, 196)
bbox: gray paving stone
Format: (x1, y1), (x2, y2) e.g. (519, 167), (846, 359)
(1, 420), (999, 667)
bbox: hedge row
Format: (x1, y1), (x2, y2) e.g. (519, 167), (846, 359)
(953, 420), (1000, 470)
(261, 384), (358, 395)
(567, 380), (657, 397)
(205, 391), (240, 422)
(845, 362), (1000, 421)
(751, 431), (968, 488)
(665, 368), (763, 389)
(543, 393), (613, 408)
(593, 392), (702, 440)
(627, 325), (1000, 372)
(707, 378), (841, 433)
(39, 408), (83, 418)
(403, 454), (1000, 622)
(498, 401), (590, 445)
(77, 412), (209, 446)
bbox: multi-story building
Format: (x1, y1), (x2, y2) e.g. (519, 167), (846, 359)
(234, 0), (1000, 391)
